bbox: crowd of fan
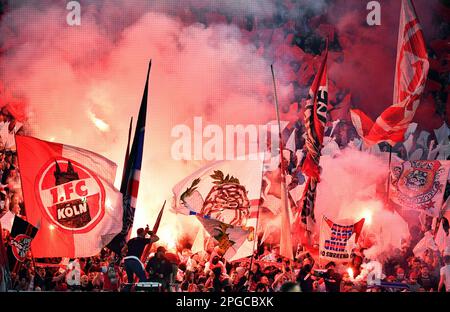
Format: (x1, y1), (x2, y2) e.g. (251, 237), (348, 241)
(2, 232), (449, 292)
(1, 117), (449, 293)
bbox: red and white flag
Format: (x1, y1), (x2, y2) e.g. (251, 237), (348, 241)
(16, 135), (123, 258)
(351, 0), (429, 146)
(350, 109), (374, 144)
(298, 45), (328, 232)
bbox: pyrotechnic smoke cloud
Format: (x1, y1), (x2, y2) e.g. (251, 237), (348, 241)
(259, 148), (411, 259)
(0, 0), (446, 248)
(0, 1), (277, 242)
(315, 148), (410, 260)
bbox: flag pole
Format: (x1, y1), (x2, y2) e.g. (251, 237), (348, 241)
(248, 154), (266, 285)
(122, 117), (133, 183)
(271, 64), (293, 260)
(140, 200), (166, 264)
(108, 59), (151, 255)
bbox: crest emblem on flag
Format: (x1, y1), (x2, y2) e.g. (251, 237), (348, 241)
(181, 170), (253, 228)
(180, 171), (256, 259)
(200, 171), (250, 227)
(173, 158), (263, 261)
(35, 158), (106, 233)
(10, 234), (32, 262)
(390, 160), (448, 214)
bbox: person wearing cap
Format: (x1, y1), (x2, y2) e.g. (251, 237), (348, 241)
(145, 246), (173, 291)
(121, 226), (159, 290)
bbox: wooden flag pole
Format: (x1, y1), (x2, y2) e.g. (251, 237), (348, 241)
(248, 156), (266, 286)
(140, 200), (166, 264)
(271, 64), (293, 260)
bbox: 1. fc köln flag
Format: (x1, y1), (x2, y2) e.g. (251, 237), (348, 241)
(15, 135), (123, 257)
(352, 0), (429, 146)
(6, 215), (38, 273)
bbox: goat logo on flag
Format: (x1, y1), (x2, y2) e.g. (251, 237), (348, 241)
(10, 234), (33, 262)
(177, 166), (260, 230)
(319, 216), (364, 262)
(200, 170), (250, 227)
(35, 158), (106, 233)
(173, 157), (263, 261)
(390, 160), (449, 216)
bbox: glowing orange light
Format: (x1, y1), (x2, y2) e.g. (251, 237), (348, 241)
(158, 227), (177, 251)
(361, 209), (373, 225)
(347, 267), (354, 280)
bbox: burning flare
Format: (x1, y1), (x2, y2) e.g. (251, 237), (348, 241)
(157, 226), (178, 251)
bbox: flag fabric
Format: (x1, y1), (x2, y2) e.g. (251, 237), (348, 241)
(6, 215), (38, 273)
(259, 123), (304, 217)
(191, 226), (208, 255)
(121, 117), (133, 183)
(353, 0), (429, 146)
(0, 210), (15, 233)
(435, 207), (450, 255)
(15, 135), (122, 257)
(107, 61), (151, 254)
(196, 217), (255, 262)
(299, 45), (328, 229)
(319, 216), (365, 262)
(350, 109), (374, 143)
(389, 160), (450, 217)
(413, 230), (438, 258)
(258, 137), (307, 250)
(172, 157), (263, 261)
(301, 47), (328, 181)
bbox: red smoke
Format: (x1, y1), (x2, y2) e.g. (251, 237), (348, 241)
(0, 0), (447, 242)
